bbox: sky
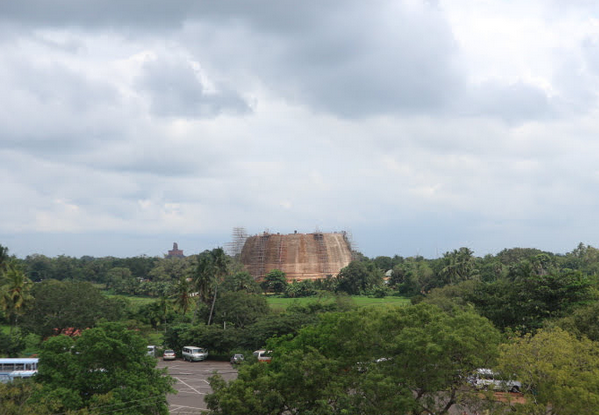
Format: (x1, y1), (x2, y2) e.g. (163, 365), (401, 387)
(2, 0), (599, 259)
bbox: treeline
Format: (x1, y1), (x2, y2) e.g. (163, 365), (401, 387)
(3, 243), (599, 413)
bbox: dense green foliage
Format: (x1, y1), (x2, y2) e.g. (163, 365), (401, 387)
(3, 241), (599, 413)
(35, 322), (174, 414)
(498, 327), (599, 414)
(21, 280), (128, 338)
(207, 303), (502, 415)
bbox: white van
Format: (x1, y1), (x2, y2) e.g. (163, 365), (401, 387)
(147, 345), (157, 357)
(469, 368), (521, 393)
(182, 346), (208, 362)
(253, 350), (272, 363)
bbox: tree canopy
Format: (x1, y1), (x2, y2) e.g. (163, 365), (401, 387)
(207, 303), (501, 415)
(35, 322), (174, 414)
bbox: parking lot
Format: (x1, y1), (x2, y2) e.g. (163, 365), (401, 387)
(157, 359), (238, 414)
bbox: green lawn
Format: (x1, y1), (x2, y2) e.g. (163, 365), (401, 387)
(101, 292), (411, 311)
(266, 295), (410, 310)
(104, 294), (157, 307)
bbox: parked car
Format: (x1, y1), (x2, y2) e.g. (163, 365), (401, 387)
(468, 368), (521, 393)
(147, 345), (157, 357)
(230, 353), (244, 365)
(182, 346), (209, 362)
(162, 349), (176, 361)
(253, 350), (272, 363)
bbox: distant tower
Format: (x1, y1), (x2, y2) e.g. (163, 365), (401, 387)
(167, 242), (185, 258)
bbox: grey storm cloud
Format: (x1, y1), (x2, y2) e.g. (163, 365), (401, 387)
(136, 57), (251, 118)
(0, 59), (121, 156)
(1, 0), (465, 119)
(2, 0), (599, 259)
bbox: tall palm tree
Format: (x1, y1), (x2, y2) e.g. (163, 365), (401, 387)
(440, 247), (477, 285)
(171, 275), (191, 315)
(192, 248), (228, 325)
(0, 244), (9, 274)
(1, 263), (34, 337)
(207, 248), (227, 325)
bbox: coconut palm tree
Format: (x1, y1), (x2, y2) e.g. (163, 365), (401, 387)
(192, 248), (228, 324)
(0, 244), (9, 274)
(171, 275), (191, 315)
(0, 263), (34, 337)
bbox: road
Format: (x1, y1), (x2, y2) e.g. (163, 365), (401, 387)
(157, 359), (238, 414)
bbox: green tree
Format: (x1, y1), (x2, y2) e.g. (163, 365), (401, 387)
(193, 248), (228, 325)
(207, 303), (501, 415)
(221, 271), (261, 294)
(439, 247), (478, 286)
(171, 275), (192, 315)
(105, 267), (134, 293)
(0, 263), (33, 337)
(261, 269), (288, 294)
(148, 256), (192, 282)
(336, 260), (383, 295)
(0, 380), (59, 415)
(497, 327), (599, 415)
(21, 280), (127, 338)
(212, 291), (269, 329)
(0, 244), (9, 274)
(552, 301), (599, 342)
(35, 322), (175, 414)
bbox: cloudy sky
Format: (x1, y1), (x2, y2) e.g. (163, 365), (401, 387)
(2, 0), (599, 259)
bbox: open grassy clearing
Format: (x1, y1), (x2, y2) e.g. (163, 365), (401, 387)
(101, 293), (410, 311)
(266, 295), (410, 310)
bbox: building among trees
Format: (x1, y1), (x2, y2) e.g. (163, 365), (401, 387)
(240, 231), (354, 281)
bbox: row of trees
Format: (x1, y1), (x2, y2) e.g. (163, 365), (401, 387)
(206, 303), (599, 415)
(4, 241), (599, 413)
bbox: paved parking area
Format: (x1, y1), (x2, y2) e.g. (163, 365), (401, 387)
(157, 359), (238, 414)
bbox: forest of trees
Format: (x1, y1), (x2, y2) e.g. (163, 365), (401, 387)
(2, 242), (599, 413)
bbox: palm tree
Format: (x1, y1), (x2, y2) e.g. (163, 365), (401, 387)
(0, 244), (9, 274)
(192, 248), (228, 324)
(0, 263), (34, 337)
(440, 247), (478, 285)
(171, 275), (191, 315)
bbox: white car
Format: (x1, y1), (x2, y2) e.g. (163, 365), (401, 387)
(182, 346), (208, 362)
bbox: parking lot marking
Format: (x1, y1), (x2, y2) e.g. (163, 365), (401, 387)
(174, 377), (205, 395)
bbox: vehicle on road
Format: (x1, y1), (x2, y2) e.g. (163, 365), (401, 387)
(182, 346), (209, 362)
(163, 349), (176, 361)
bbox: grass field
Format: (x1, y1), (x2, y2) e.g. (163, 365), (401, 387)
(266, 295), (410, 310)
(101, 293), (411, 311)
(103, 294), (158, 309)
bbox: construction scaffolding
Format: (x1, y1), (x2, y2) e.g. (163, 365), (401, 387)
(239, 230), (352, 281)
(226, 227), (248, 257)
(313, 233), (330, 275)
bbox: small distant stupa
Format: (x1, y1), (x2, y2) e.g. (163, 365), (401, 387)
(167, 242), (185, 258)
